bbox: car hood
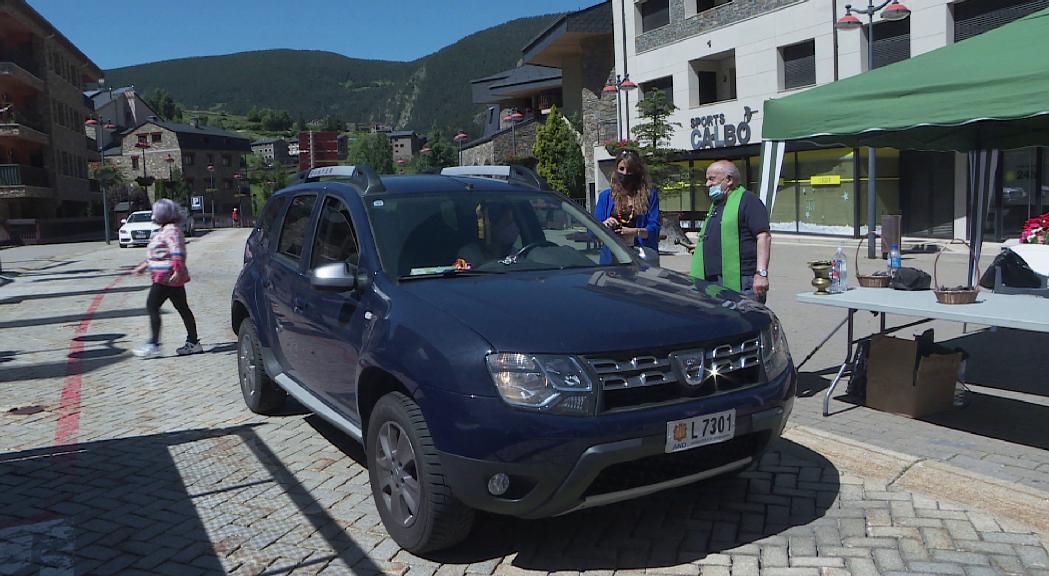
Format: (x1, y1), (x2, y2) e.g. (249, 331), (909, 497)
(121, 222), (158, 231)
(398, 267), (771, 354)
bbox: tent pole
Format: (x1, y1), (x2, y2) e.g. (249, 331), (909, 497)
(866, 9), (878, 259)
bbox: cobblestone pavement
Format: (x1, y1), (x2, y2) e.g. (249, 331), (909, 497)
(1, 231), (1047, 575)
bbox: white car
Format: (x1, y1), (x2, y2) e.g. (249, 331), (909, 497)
(117, 211), (160, 248)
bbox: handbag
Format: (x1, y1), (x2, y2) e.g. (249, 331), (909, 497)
(890, 267), (931, 291)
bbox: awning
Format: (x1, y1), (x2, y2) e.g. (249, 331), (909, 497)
(757, 7), (1049, 287)
(763, 7), (1049, 152)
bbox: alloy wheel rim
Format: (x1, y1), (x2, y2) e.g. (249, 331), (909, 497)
(376, 421), (420, 527)
(238, 335), (256, 399)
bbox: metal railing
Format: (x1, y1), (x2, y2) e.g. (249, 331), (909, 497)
(0, 164), (49, 187)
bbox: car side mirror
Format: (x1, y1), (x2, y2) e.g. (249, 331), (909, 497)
(638, 246), (661, 267)
(310, 262), (371, 292)
(120, 218), (127, 225)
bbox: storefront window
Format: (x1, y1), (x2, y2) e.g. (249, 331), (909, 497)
(999, 148), (1038, 241)
(1042, 148), (1049, 215)
(797, 148), (858, 235)
(657, 161), (691, 212)
(770, 153), (798, 232)
(857, 148), (901, 236)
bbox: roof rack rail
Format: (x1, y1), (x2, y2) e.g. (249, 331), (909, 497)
(440, 165), (550, 190)
(289, 165), (386, 195)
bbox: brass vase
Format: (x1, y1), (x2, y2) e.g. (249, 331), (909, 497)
(808, 260), (833, 295)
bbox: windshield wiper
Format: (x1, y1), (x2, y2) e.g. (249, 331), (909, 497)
(400, 269), (505, 281)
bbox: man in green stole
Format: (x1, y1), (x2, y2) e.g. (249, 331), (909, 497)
(690, 160), (772, 303)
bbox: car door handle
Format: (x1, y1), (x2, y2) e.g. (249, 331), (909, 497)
(293, 299), (307, 314)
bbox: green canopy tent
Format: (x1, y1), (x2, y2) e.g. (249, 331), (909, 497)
(757, 7), (1049, 284)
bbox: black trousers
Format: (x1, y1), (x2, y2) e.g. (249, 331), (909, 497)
(146, 283), (198, 345)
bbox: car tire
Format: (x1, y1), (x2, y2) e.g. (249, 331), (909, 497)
(367, 392), (474, 554)
(237, 318), (286, 414)
(118, 243), (126, 248)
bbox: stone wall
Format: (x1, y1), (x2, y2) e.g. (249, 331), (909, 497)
(636, 0), (805, 53)
(461, 120), (540, 166)
(581, 37), (618, 191)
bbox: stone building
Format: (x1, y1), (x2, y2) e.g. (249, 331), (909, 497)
(251, 137), (291, 166)
(108, 119), (251, 219)
(0, 0), (103, 220)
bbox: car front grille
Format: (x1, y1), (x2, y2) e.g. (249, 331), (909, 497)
(585, 336), (763, 412)
(582, 431), (768, 498)
(131, 230), (150, 239)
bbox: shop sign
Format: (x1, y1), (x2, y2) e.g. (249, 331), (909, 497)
(811, 175), (842, 185)
(191, 196), (203, 210)
(690, 106), (757, 150)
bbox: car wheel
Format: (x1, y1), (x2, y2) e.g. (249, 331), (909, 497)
(367, 392), (474, 554)
(237, 318), (286, 414)
(119, 243), (126, 248)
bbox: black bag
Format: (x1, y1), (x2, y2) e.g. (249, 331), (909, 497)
(890, 267), (932, 291)
(979, 249), (1043, 289)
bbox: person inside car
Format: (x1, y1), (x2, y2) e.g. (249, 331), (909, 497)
(458, 203), (520, 265)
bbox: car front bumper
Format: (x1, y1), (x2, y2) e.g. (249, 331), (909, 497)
(434, 368), (795, 519)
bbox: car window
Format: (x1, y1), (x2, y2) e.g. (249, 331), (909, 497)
(310, 197), (360, 270)
(366, 190), (634, 278)
(127, 213), (152, 223)
(277, 194), (317, 261)
(258, 197), (285, 237)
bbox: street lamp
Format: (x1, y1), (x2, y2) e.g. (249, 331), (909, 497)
(602, 74), (638, 141)
(233, 172), (245, 227)
(165, 154), (174, 180)
(86, 116), (116, 244)
(502, 109), (524, 158)
(134, 141), (151, 206)
(453, 130), (469, 166)
(836, 0), (911, 258)
(207, 163), (215, 229)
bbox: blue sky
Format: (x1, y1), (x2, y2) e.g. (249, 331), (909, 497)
(28, 0), (595, 70)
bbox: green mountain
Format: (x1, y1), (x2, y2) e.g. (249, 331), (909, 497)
(103, 14), (562, 135)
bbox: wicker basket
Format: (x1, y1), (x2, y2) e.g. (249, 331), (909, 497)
(933, 239), (980, 305)
(854, 236), (891, 288)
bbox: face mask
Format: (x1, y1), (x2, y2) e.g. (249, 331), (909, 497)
(495, 222), (519, 246)
(708, 184), (726, 202)
(616, 171), (641, 189)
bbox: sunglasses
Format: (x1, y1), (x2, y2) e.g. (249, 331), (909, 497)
(618, 149), (639, 159)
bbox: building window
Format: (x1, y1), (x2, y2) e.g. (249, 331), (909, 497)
(638, 0), (670, 33)
(867, 19), (910, 69)
(131, 156), (139, 170)
(137, 133), (148, 145)
(779, 39), (816, 91)
(641, 76), (674, 108)
(151, 132), (162, 143)
(689, 49), (736, 106)
(953, 0), (1048, 42)
(694, 0), (732, 15)
(221, 154), (231, 167)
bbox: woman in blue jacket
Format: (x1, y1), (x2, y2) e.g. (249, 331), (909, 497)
(594, 149), (660, 264)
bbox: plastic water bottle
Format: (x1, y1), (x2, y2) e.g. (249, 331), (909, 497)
(889, 243), (902, 278)
(831, 246), (847, 293)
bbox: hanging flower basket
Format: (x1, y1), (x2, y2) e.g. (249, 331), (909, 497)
(604, 139), (640, 156)
(1020, 211), (1049, 244)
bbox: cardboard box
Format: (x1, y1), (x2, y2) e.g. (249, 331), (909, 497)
(866, 334), (962, 418)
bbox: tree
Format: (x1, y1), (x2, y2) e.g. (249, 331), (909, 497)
(532, 105), (585, 201)
(144, 89), (183, 122)
(633, 89), (679, 151)
(633, 89), (684, 203)
(348, 132), (394, 174)
(413, 126), (456, 172)
(322, 115), (344, 132)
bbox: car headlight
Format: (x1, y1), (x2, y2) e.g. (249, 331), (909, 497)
(485, 353), (595, 416)
(760, 315), (791, 381)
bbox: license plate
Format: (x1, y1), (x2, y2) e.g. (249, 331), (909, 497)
(665, 409), (735, 453)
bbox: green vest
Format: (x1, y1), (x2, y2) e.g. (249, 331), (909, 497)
(690, 186), (745, 291)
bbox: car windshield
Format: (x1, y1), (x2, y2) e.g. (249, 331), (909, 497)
(366, 189), (636, 278)
(127, 213), (152, 223)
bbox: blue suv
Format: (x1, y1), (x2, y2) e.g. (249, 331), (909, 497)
(231, 165), (795, 554)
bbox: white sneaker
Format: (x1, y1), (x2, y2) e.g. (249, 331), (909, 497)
(177, 341), (203, 356)
(132, 343), (160, 358)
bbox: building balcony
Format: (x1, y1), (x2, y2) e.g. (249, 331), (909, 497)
(0, 117), (48, 145)
(0, 164), (49, 188)
(0, 61), (45, 92)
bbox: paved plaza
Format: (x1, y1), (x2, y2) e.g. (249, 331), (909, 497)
(1, 230), (1047, 575)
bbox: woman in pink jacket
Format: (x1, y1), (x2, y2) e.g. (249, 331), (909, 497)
(132, 199), (201, 357)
